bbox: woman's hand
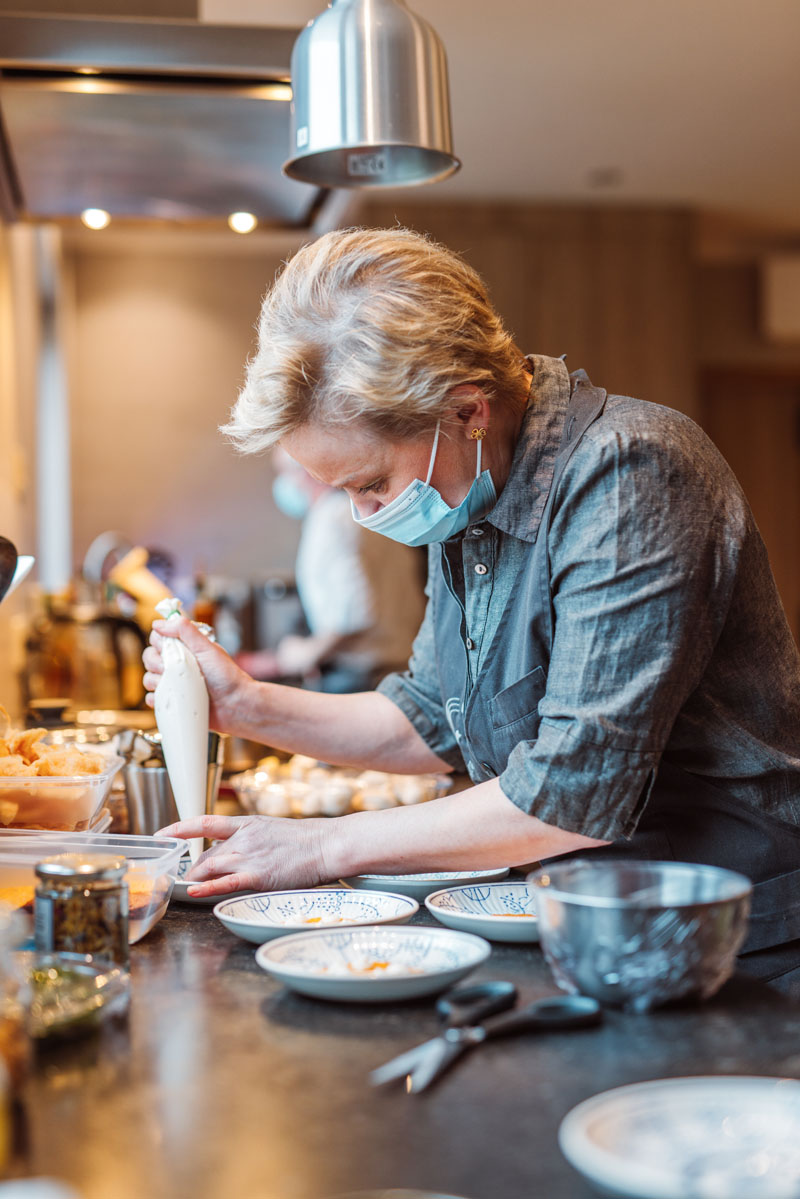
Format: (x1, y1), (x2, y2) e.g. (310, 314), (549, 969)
(142, 616), (255, 734)
(157, 813), (336, 898)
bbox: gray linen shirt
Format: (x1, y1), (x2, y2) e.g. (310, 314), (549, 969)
(378, 354), (800, 841)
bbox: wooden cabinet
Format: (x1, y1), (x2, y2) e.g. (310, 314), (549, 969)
(700, 370), (800, 644)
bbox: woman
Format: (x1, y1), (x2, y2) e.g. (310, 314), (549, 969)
(144, 227), (800, 993)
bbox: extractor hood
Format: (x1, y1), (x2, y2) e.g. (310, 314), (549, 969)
(0, 13), (333, 228)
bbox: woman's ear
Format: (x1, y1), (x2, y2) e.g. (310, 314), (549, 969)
(449, 386), (491, 436)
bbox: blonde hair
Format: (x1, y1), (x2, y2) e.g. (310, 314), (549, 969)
(222, 226), (527, 453)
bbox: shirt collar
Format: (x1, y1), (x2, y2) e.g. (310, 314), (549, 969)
(487, 353), (574, 544)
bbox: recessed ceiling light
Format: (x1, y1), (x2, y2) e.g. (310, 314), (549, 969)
(80, 208), (111, 230)
(228, 212), (258, 234)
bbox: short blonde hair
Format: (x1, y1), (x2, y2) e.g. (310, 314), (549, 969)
(222, 226), (527, 453)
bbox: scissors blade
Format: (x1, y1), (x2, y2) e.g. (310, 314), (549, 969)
(408, 1034), (470, 1093)
(369, 1035), (447, 1087)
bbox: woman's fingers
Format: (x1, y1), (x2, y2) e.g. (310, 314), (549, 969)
(187, 855), (255, 885)
(154, 615), (215, 656)
(185, 872), (256, 898)
(142, 646), (163, 674)
(156, 814), (244, 840)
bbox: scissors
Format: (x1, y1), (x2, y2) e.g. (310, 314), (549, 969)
(370, 980), (602, 1094)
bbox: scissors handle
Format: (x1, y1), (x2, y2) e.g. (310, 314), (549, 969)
(482, 994), (602, 1040)
(435, 980), (518, 1028)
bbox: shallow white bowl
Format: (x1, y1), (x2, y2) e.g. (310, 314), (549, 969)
(425, 881), (539, 943)
(255, 925), (491, 1002)
(341, 867), (510, 900)
(214, 887), (419, 943)
(559, 1076), (800, 1199)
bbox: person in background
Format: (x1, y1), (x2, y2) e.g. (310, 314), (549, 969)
(236, 450), (426, 692)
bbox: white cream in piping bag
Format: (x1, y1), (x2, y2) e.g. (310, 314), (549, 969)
(154, 597), (210, 864)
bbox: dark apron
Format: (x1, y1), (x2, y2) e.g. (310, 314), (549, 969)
(431, 370), (800, 970)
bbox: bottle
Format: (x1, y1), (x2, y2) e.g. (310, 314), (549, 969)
(192, 570), (216, 629)
(153, 598), (210, 864)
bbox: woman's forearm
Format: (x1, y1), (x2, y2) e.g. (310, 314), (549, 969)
(232, 681), (449, 774)
(323, 777), (608, 877)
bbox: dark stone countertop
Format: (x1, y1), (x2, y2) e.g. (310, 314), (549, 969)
(15, 901), (800, 1199)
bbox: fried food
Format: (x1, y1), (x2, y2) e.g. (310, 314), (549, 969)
(0, 710), (112, 829)
(0, 716), (105, 778)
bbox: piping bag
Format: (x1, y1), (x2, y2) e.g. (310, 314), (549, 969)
(153, 598), (212, 864)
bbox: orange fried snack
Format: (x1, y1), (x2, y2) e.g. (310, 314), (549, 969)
(0, 720), (106, 777)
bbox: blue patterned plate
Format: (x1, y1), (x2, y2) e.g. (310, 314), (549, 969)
(214, 888), (418, 944)
(559, 1076), (800, 1199)
(255, 925), (491, 1002)
(425, 881), (539, 943)
(341, 867), (509, 900)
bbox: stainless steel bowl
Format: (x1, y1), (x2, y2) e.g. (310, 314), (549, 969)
(531, 859), (752, 1012)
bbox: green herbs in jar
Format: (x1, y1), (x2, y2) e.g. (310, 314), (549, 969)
(34, 854), (129, 968)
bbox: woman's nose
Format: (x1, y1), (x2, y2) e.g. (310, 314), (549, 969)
(350, 495), (383, 519)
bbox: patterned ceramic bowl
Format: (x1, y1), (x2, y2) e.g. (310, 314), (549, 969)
(214, 887), (419, 943)
(255, 925), (491, 1002)
(341, 867), (510, 900)
(531, 859), (752, 1012)
(425, 881), (539, 942)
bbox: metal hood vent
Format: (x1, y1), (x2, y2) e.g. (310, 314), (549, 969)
(0, 13), (330, 227)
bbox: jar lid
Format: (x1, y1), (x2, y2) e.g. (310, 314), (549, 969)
(35, 853), (126, 882)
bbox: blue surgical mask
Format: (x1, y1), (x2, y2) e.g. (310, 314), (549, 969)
(352, 422), (497, 547)
(272, 473), (311, 520)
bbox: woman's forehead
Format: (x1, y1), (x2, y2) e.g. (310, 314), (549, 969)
(281, 421), (397, 487)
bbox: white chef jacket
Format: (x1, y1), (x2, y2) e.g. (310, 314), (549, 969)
(294, 489), (426, 681)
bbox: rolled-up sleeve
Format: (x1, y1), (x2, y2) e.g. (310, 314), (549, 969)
(377, 579), (465, 770)
(499, 412), (742, 840)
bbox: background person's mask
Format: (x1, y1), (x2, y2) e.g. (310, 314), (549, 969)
(272, 473), (312, 520)
(352, 422), (496, 547)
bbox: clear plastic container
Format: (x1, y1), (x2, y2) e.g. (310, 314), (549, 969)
(0, 756), (124, 832)
(0, 829), (183, 943)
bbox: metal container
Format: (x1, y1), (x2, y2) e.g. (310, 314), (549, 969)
(122, 731), (225, 836)
(531, 859), (752, 1013)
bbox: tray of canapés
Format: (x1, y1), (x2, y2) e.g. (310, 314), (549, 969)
(229, 753), (451, 819)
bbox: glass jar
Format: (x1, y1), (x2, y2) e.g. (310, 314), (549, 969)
(0, 903), (30, 1097)
(34, 854), (129, 968)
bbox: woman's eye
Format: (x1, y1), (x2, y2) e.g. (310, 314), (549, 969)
(358, 480), (385, 495)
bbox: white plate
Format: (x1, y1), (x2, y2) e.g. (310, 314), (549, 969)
(255, 925), (491, 1002)
(170, 855), (256, 906)
(341, 867), (510, 900)
(425, 881), (539, 942)
(559, 1076), (800, 1199)
(214, 888), (419, 943)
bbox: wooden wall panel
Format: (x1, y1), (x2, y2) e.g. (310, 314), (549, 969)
(360, 200), (697, 418)
(0, 1), (197, 15)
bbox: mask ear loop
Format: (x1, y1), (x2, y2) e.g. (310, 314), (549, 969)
(425, 421), (442, 486)
(470, 426), (487, 478)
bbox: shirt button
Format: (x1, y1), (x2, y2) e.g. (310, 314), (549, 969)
(474, 563), (488, 576)
(469, 526), (484, 537)
(465, 637), (475, 650)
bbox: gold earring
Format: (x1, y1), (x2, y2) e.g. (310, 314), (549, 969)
(469, 427), (487, 440)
